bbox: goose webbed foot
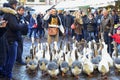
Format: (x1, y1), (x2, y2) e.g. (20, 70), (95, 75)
(101, 74), (108, 80)
(51, 76), (58, 79)
(88, 74), (93, 78)
(42, 71), (48, 76)
(75, 75), (79, 79)
(101, 75), (108, 80)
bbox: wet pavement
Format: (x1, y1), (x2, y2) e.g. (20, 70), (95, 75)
(12, 37), (120, 80)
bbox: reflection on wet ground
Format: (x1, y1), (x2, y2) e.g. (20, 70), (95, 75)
(12, 37), (120, 80)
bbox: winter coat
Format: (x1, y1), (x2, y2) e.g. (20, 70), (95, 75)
(37, 14), (43, 29)
(3, 6), (28, 42)
(74, 18), (83, 34)
(58, 13), (65, 26)
(64, 14), (74, 28)
(82, 15), (89, 30)
(16, 13), (28, 36)
(112, 14), (119, 24)
(87, 18), (96, 32)
(100, 15), (114, 33)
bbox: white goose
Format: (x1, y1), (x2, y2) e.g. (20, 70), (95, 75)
(47, 52), (59, 78)
(26, 46), (38, 71)
(98, 42), (110, 76)
(38, 49), (48, 75)
(65, 42), (74, 67)
(102, 42), (113, 67)
(112, 41), (120, 71)
(25, 43), (35, 64)
(60, 53), (69, 77)
(45, 43), (50, 61)
(91, 41), (102, 70)
(82, 55), (94, 77)
(71, 49), (82, 79)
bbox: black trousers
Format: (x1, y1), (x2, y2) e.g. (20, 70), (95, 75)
(104, 32), (113, 56)
(16, 38), (23, 62)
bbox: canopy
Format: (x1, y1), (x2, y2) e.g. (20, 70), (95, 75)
(55, 0), (117, 9)
(32, 5), (54, 14)
(55, 0), (89, 9)
(87, 0), (116, 8)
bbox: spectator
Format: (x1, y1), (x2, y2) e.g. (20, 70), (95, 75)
(109, 27), (120, 55)
(74, 11), (83, 42)
(37, 13), (44, 38)
(2, 0), (28, 79)
(44, 8), (61, 44)
(64, 11), (74, 40)
(82, 11), (89, 40)
(100, 9), (114, 56)
(29, 13), (38, 39)
(87, 13), (96, 42)
(111, 9), (119, 25)
(16, 6), (28, 65)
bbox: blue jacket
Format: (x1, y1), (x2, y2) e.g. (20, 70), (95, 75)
(29, 17), (36, 28)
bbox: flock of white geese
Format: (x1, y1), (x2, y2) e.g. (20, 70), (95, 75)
(25, 37), (120, 79)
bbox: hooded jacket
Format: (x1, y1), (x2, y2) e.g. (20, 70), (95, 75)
(2, 4), (27, 42)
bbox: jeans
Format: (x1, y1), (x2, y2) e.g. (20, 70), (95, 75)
(87, 32), (96, 42)
(104, 32), (113, 56)
(65, 27), (71, 40)
(29, 28), (38, 38)
(83, 30), (87, 40)
(3, 41), (18, 78)
(38, 29), (44, 38)
(75, 33), (82, 42)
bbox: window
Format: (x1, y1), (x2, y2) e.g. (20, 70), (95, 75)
(39, 0), (45, 2)
(27, 0), (34, 2)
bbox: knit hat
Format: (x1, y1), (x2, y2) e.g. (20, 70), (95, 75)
(9, 0), (18, 5)
(117, 27), (120, 30)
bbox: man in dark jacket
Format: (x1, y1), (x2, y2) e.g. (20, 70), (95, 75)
(64, 11), (74, 40)
(1, 0), (28, 79)
(100, 9), (114, 56)
(82, 11), (89, 40)
(16, 6), (28, 65)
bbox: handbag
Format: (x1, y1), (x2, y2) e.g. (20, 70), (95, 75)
(48, 27), (58, 36)
(32, 23), (37, 28)
(71, 23), (76, 29)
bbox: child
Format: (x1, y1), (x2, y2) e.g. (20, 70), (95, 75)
(109, 27), (120, 54)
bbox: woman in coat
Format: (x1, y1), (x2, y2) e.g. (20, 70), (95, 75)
(74, 11), (83, 42)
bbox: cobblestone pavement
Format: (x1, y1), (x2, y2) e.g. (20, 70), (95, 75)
(12, 37), (120, 80)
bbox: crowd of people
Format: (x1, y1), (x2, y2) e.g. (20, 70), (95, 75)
(0, 0), (120, 80)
